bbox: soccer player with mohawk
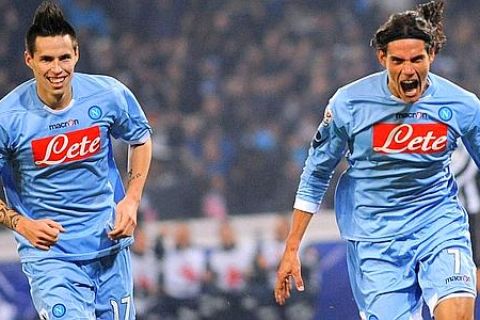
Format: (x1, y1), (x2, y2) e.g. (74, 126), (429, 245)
(0, 1), (152, 319)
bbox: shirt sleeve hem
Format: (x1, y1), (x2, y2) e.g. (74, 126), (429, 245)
(293, 198), (320, 214)
(125, 131), (151, 145)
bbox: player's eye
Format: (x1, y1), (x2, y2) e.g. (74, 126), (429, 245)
(391, 58), (403, 64)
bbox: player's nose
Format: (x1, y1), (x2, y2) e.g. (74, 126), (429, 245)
(402, 62), (415, 75)
(50, 60), (63, 73)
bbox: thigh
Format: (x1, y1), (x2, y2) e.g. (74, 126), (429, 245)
(347, 240), (423, 320)
(94, 248), (135, 320)
(418, 241), (476, 316)
(434, 296), (475, 320)
(22, 259), (96, 320)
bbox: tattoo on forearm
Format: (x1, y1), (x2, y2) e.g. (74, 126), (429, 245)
(0, 202), (21, 230)
(127, 170), (143, 184)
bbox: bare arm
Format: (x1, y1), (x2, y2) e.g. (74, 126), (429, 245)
(0, 200), (22, 231)
(109, 137), (152, 240)
(274, 209), (313, 305)
(0, 200), (64, 250)
(125, 137), (153, 203)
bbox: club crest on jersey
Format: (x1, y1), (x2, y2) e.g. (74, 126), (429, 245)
(321, 106), (333, 127)
(52, 303), (66, 318)
(438, 107), (453, 121)
(88, 105), (102, 120)
(373, 123), (447, 154)
(31, 126), (101, 167)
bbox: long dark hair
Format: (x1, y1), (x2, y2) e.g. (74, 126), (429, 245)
(371, 1), (446, 54)
(25, 0), (77, 55)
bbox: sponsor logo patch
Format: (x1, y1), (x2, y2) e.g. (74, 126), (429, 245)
(372, 123), (447, 154)
(311, 129), (325, 149)
(395, 112), (430, 120)
(321, 106), (333, 127)
(31, 126), (101, 167)
(445, 274), (471, 285)
(48, 119), (80, 131)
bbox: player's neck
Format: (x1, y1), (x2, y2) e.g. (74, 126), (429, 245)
(38, 90), (73, 110)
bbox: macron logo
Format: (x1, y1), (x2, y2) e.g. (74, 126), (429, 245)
(48, 119), (79, 131)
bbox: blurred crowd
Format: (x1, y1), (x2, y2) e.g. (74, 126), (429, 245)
(131, 216), (320, 320)
(1, 0), (480, 220)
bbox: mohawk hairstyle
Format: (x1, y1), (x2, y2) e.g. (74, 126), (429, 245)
(25, 0), (77, 55)
(370, 0), (446, 54)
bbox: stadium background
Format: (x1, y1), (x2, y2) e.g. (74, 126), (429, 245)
(0, 0), (480, 319)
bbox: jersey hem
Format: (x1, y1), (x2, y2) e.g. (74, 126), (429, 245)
(17, 238), (133, 263)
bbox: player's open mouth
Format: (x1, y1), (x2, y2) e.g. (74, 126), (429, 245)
(400, 79), (419, 97)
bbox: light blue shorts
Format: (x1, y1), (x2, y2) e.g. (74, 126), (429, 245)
(347, 220), (476, 320)
(22, 248), (135, 320)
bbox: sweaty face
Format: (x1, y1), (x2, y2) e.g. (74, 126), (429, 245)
(377, 39), (435, 104)
(25, 35), (78, 110)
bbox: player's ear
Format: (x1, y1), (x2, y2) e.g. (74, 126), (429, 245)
(24, 50), (34, 70)
(376, 49), (387, 68)
(73, 44), (80, 64)
(428, 48), (436, 64)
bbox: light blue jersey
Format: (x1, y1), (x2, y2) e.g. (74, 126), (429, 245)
(0, 73), (152, 262)
(295, 71), (480, 241)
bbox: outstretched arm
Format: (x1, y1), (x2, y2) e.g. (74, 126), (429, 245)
(109, 137), (152, 240)
(274, 209), (313, 305)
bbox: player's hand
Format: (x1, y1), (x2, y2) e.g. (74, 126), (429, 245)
(274, 250), (304, 305)
(16, 217), (64, 251)
(108, 198), (138, 240)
